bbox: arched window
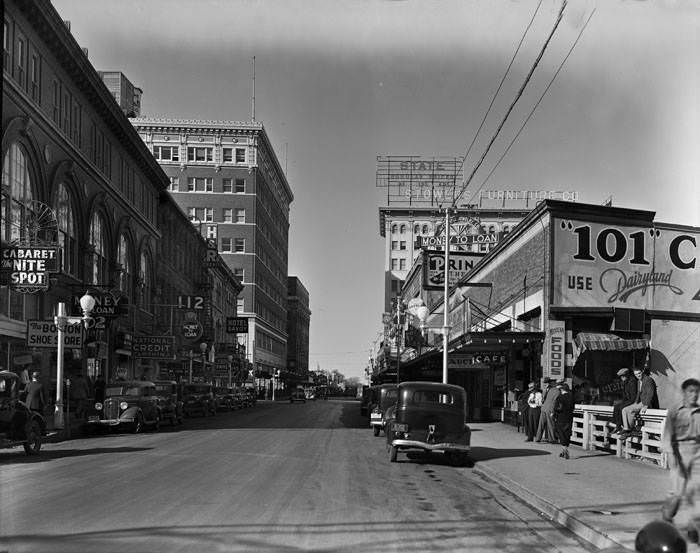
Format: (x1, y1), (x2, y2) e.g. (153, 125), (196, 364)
(488, 225), (496, 234)
(1, 143), (33, 243)
(89, 212), (108, 285)
(140, 251), (152, 310)
(117, 234), (132, 300)
(391, 224), (397, 234)
(55, 182), (77, 277)
(400, 224), (406, 233)
(503, 224), (510, 234)
(1, 142), (40, 320)
(422, 224), (429, 234)
(413, 224), (419, 234)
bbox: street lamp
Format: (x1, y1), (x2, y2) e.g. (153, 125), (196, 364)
(54, 291), (96, 429)
(227, 354), (234, 388)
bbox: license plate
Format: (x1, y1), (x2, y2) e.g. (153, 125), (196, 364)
(395, 423), (408, 432)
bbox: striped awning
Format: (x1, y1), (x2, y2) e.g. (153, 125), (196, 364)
(574, 332), (648, 353)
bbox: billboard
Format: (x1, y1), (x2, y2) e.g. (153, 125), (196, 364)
(553, 219), (699, 313)
(422, 250), (485, 290)
(376, 155), (464, 206)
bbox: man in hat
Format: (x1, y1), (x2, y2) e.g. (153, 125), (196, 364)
(611, 368), (637, 434)
(553, 380), (575, 459)
(524, 381), (543, 442)
(536, 377), (560, 443)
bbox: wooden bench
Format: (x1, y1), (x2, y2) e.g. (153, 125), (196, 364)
(572, 404), (668, 469)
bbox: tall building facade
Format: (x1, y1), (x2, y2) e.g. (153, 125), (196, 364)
(378, 206), (532, 313)
(286, 276), (310, 385)
(131, 118), (294, 381)
(97, 71), (142, 118)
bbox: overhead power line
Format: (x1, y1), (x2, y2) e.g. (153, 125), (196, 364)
(453, 0), (568, 206)
(467, 7), (597, 203)
(458, 0), (545, 178)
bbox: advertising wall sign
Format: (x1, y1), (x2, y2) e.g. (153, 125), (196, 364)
(226, 317), (249, 334)
(544, 319), (565, 379)
(553, 219), (700, 314)
(0, 247), (59, 291)
(132, 336), (175, 359)
(423, 250), (485, 290)
(26, 320), (83, 348)
(376, 155), (464, 206)
(448, 352), (508, 370)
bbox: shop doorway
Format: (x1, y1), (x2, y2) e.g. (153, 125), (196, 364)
(464, 369), (492, 422)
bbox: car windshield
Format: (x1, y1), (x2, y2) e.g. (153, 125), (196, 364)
(124, 387), (145, 396)
(105, 386), (125, 397)
(154, 385), (172, 394)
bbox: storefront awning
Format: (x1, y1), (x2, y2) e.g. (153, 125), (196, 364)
(574, 332), (648, 353)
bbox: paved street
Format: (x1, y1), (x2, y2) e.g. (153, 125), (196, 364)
(0, 399), (594, 553)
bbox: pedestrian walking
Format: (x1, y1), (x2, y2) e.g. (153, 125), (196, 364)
(553, 380), (575, 459)
(524, 381), (542, 442)
(71, 372), (90, 418)
(24, 370), (46, 414)
(536, 377), (561, 443)
(661, 378), (700, 545)
(620, 368), (659, 438)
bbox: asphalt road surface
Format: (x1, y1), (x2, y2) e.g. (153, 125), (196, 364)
(0, 399), (596, 553)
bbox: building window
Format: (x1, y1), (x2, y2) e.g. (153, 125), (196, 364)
(223, 208), (232, 223)
(391, 241), (398, 250)
(391, 224), (397, 234)
(62, 90), (71, 134)
(235, 178), (245, 193)
(187, 177), (213, 192)
(399, 241), (406, 250)
(3, 20), (9, 70)
(235, 208), (245, 223)
(235, 148), (246, 163)
(139, 251), (152, 310)
(30, 54), (40, 103)
(221, 237), (232, 252)
(187, 146), (213, 162)
(89, 212), (108, 285)
(117, 234), (133, 301)
(233, 267), (244, 280)
(72, 101), (81, 145)
(204, 208), (213, 222)
(399, 259), (406, 270)
(422, 224), (429, 234)
(391, 258), (398, 270)
(15, 36), (25, 88)
(52, 80), (60, 124)
(168, 177), (179, 192)
(222, 147), (234, 162)
(237, 298), (245, 313)
(187, 207), (196, 220)
(222, 178), (232, 193)
(55, 182), (76, 277)
(234, 238), (245, 252)
(488, 225), (495, 234)
(153, 145), (179, 162)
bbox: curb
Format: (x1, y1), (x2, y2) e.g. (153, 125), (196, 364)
(472, 463), (629, 551)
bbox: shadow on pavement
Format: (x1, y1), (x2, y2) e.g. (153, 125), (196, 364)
(0, 446), (152, 464)
(469, 446), (551, 462)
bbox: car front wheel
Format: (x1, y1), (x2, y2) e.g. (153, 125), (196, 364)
(23, 420), (42, 455)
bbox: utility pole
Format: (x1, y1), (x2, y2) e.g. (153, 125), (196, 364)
(395, 299), (403, 384)
(442, 206), (452, 384)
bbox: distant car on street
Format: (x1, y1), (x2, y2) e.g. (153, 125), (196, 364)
(369, 383), (397, 437)
(290, 389), (307, 403)
(0, 370), (46, 455)
(182, 383), (217, 417)
(86, 381), (161, 433)
(215, 387), (241, 411)
(385, 381), (471, 466)
(153, 380), (184, 426)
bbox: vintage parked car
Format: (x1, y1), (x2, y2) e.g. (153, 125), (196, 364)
(182, 383), (217, 417)
(385, 381), (471, 466)
(86, 381), (161, 433)
(242, 387), (257, 407)
(369, 383), (398, 437)
(0, 370), (46, 455)
(215, 387), (241, 411)
(289, 389), (306, 403)
(153, 380), (184, 426)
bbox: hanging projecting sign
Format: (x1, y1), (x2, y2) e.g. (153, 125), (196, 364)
(544, 319), (565, 380)
(0, 247), (59, 290)
(422, 250), (485, 290)
(553, 219), (699, 313)
(132, 336), (175, 359)
(26, 320), (83, 349)
(226, 317), (248, 334)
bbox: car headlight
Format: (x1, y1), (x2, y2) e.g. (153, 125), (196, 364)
(120, 401), (129, 410)
(95, 402), (103, 411)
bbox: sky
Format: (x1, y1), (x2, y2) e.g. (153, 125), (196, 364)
(52, 0), (699, 380)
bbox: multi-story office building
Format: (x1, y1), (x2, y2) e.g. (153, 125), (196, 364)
(286, 276), (310, 385)
(379, 206), (531, 313)
(131, 117), (294, 380)
(97, 71), (142, 118)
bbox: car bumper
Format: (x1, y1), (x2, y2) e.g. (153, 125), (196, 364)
(390, 438), (471, 453)
(86, 417), (132, 426)
(370, 415), (383, 427)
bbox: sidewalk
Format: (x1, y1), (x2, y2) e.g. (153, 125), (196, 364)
(469, 422), (685, 551)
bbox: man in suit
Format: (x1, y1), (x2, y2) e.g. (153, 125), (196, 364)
(524, 381), (542, 442)
(620, 368), (659, 438)
(535, 377), (561, 443)
(24, 370), (46, 414)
